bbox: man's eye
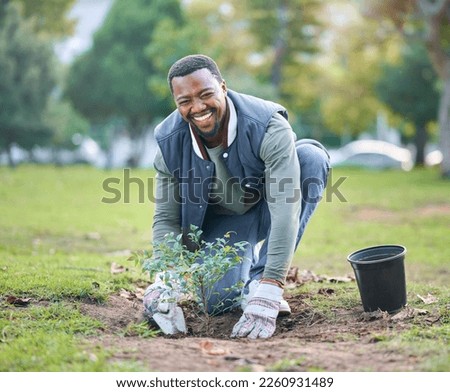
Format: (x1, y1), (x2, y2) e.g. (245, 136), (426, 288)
(178, 101), (189, 106)
(201, 92), (214, 99)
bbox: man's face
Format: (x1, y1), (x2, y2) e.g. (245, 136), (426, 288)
(171, 68), (227, 139)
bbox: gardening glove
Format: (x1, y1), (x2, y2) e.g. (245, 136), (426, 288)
(231, 282), (282, 339)
(241, 279), (291, 317)
(143, 281), (186, 335)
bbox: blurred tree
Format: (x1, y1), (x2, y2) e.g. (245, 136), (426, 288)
(362, 0), (450, 177)
(240, 0), (323, 99)
(65, 0), (183, 165)
(146, 0), (272, 105)
(311, 1), (396, 140)
(0, 2), (56, 166)
(148, 0), (325, 136)
(44, 98), (89, 151)
(376, 45), (439, 165)
(11, 0), (76, 37)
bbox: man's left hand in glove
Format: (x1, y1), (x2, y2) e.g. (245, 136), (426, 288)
(231, 281), (282, 339)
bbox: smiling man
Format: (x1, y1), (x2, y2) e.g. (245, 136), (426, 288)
(143, 54), (330, 339)
(172, 67), (227, 142)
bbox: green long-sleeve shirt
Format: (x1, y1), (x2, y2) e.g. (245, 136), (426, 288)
(152, 109), (301, 283)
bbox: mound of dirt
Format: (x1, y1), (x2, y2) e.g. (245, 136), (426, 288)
(80, 293), (425, 372)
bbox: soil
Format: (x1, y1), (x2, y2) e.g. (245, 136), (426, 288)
(79, 292), (427, 372)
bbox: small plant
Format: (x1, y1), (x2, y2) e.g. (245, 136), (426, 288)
(131, 225), (249, 334)
(121, 322), (160, 339)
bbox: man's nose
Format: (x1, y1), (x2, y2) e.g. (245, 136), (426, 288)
(191, 97), (206, 113)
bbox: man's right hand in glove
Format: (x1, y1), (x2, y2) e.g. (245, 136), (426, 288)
(143, 281), (186, 335)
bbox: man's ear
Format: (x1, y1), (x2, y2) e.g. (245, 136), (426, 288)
(221, 80), (227, 95)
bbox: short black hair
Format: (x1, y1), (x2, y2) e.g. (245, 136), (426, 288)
(167, 54), (223, 93)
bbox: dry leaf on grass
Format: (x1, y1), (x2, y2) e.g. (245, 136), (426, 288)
(199, 340), (230, 356)
(110, 262), (128, 274)
(391, 307), (428, 321)
(286, 266), (300, 283)
(134, 287), (145, 300)
(359, 310), (390, 321)
(119, 289), (137, 301)
(326, 275), (354, 283)
(424, 314), (441, 324)
(417, 293), (438, 305)
(6, 296), (31, 307)
(318, 288), (335, 296)
(299, 270), (325, 283)
(285, 268), (326, 288)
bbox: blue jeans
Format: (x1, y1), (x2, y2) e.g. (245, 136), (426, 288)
(200, 139), (330, 314)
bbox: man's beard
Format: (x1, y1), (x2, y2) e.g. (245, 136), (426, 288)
(191, 115), (221, 140)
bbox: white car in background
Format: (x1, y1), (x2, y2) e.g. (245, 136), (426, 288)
(425, 149), (443, 167)
(329, 140), (414, 171)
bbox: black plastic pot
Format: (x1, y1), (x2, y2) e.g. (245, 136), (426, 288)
(347, 245), (407, 313)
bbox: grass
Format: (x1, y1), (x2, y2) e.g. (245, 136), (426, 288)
(0, 164), (448, 371)
(0, 303), (144, 371)
(299, 167), (450, 284)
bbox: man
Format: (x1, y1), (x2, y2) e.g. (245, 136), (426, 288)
(144, 54), (329, 339)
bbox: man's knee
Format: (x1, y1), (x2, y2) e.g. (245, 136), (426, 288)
(296, 140), (330, 204)
(296, 140), (329, 180)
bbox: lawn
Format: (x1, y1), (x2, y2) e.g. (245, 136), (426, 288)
(0, 165), (448, 372)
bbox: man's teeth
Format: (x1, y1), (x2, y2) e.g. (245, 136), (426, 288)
(194, 112), (212, 121)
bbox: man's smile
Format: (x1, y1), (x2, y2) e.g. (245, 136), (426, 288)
(190, 110), (216, 130)
(192, 111), (213, 122)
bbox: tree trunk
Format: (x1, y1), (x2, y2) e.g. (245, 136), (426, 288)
(416, 0), (450, 177)
(127, 125), (144, 168)
(414, 124), (427, 165)
(271, 2), (288, 92)
(6, 143), (16, 168)
(438, 77), (450, 177)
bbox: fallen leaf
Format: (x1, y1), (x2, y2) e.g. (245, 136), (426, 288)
(326, 275), (354, 283)
(286, 266), (299, 283)
(110, 262), (128, 274)
(318, 288), (335, 295)
(6, 296), (31, 307)
(425, 315), (441, 324)
(119, 289), (136, 300)
(417, 293), (438, 305)
(199, 340), (230, 356)
(285, 269), (327, 288)
(298, 270), (325, 284)
(359, 310), (390, 321)
(391, 307), (428, 321)
(135, 287), (145, 300)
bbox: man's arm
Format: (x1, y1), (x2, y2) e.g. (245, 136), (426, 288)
(152, 147), (181, 243)
(259, 113), (301, 284)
